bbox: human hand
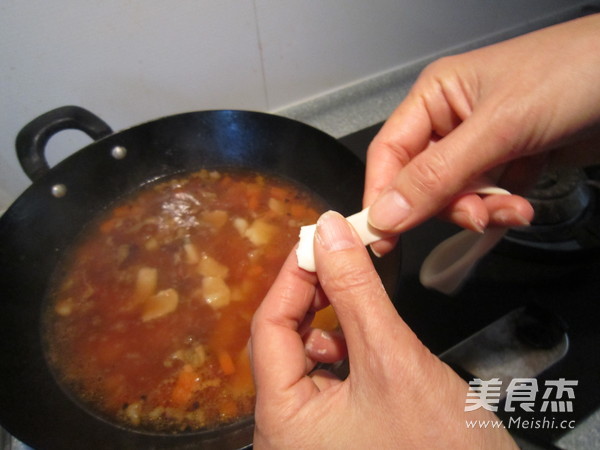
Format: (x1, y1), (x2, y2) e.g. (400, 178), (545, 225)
(365, 14), (600, 255)
(250, 211), (517, 449)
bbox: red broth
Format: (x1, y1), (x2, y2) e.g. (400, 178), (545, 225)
(44, 169), (324, 432)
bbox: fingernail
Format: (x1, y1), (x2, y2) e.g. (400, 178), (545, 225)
(513, 213), (531, 227)
(451, 211), (486, 234)
(316, 211), (356, 251)
(491, 209), (531, 227)
(320, 330), (332, 341)
(369, 244), (383, 258)
(472, 216), (487, 233)
(369, 189), (411, 230)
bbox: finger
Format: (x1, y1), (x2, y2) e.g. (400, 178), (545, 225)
(369, 234), (399, 258)
(250, 248), (319, 398)
(364, 58), (474, 210)
(438, 193), (533, 230)
(363, 95), (436, 257)
(483, 194), (534, 227)
(370, 192), (532, 258)
(364, 93), (433, 208)
(303, 328), (347, 364)
(369, 192), (491, 257)
(440, 193), (489, 233)
(309, 284), (330, 312)
(297, 310), (316, 338)
(314, 211), (411, 378)
(367, 107), (533, 234)
(310, 369), (342, 391)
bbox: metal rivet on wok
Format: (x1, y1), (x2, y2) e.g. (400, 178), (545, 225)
(111, 145), (127, 160)
(51, 184), (67, 198)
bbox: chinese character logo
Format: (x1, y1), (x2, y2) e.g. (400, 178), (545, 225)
(541, 378), (578, 412)
(505, 378), (538, 412)
(465, 378), (503, 412)
(464, 377), (578, 413)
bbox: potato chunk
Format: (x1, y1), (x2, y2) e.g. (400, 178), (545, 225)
(142, 288), (179, 322)
(183, 241), (200, 264)
(201, 210), (228, 229)
(244, 219), (277, 246)
(198, 254), (229, 278)
(202, 277), (231, 310)
(232, 217), (248, 236)
(134, 267), (158, 301)
(268, 197), (288, 215)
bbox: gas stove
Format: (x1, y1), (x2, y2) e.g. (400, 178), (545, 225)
(339, 124), (600, 449)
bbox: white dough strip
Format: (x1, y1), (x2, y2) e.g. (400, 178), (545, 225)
(296, 182), (511, 276)
(296, 207), (392, 272)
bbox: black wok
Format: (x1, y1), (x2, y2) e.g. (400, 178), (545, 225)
(0, 106), (401, 449)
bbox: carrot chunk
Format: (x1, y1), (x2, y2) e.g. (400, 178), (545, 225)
(219, 398), (238, 418)
(269, 186), (288, 201)
(170, 365), (198, 408)
(99, 217), (120, 234)
(218, 351), (236, 376)
(246, 184), (262, 211)
(290, 203), (308, 218)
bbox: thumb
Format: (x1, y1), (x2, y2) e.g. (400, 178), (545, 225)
(314, 211), (410, 372)
(367, 111), (517, 234)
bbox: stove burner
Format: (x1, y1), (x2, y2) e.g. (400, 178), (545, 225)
(527, 168), (591, 226)
(502, 167), (600, 255)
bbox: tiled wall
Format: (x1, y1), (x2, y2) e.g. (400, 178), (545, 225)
(0, 0), (589, 209)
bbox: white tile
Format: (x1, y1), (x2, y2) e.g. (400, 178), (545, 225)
(255, 0), (583, 111)
(0, 0), (264, 204)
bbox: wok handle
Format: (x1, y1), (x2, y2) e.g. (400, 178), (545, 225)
(16, 106), (113, 182)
